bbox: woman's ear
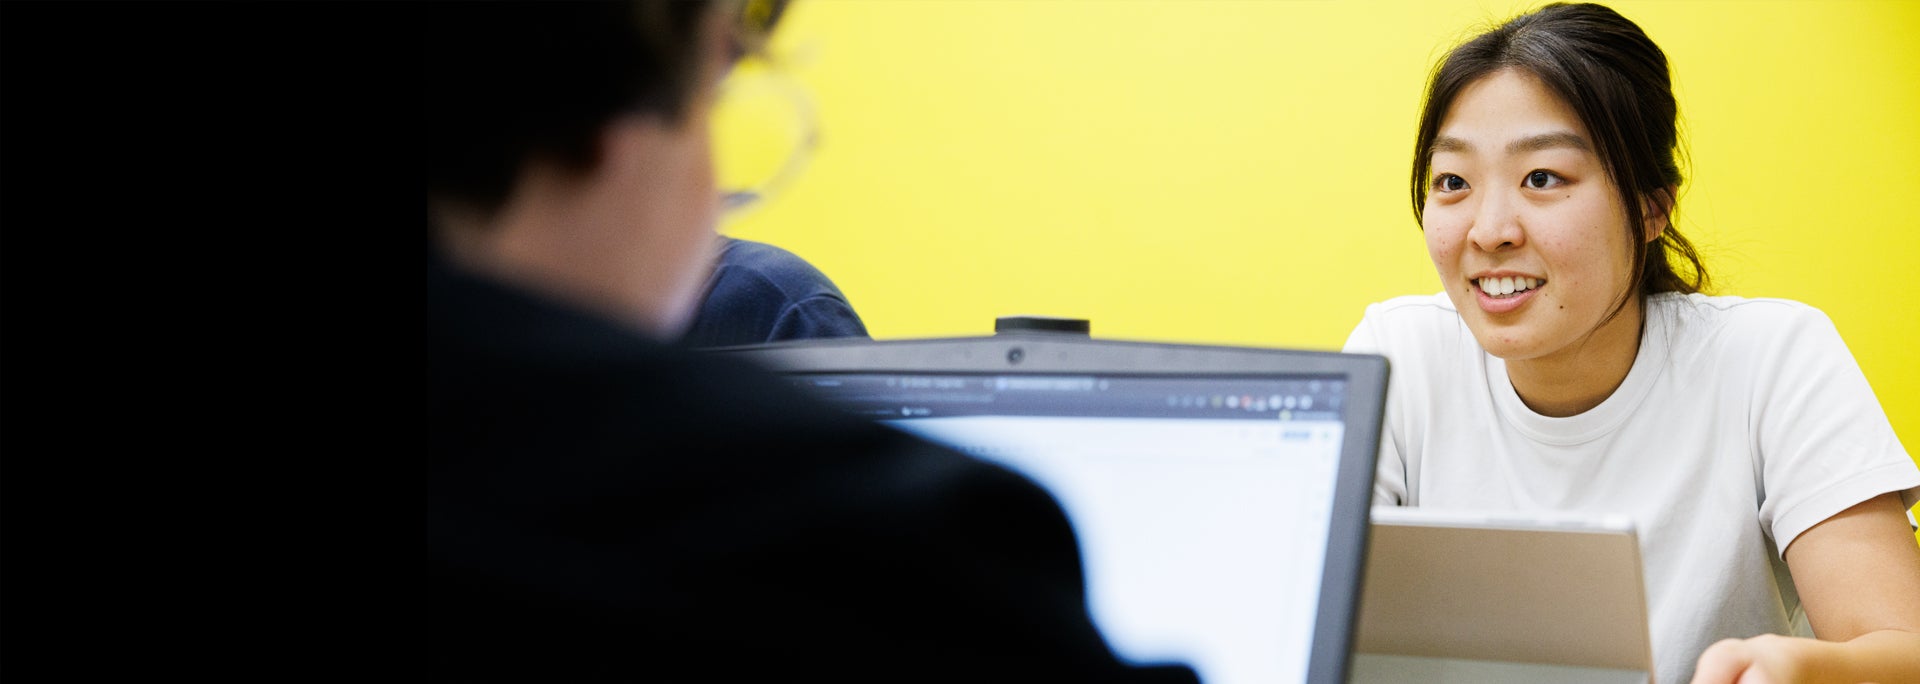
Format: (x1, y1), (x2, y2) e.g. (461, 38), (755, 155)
(1642, 186), (1676, 243)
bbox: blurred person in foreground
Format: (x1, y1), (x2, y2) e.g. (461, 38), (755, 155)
(427, 2), (1197, 681)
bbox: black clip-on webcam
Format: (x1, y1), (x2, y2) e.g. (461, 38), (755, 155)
(992, 315), (1091, 365)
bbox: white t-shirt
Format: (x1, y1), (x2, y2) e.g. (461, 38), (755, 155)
(1343, 292), (1920, 684)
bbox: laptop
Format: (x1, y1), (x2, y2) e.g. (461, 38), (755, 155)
(1351, 506), (1655, 684)
(718, 322), (1389, 684)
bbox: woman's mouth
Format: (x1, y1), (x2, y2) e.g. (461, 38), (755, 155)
(1473, 276), (1543, 314)
(1477, 276), (1542, 299)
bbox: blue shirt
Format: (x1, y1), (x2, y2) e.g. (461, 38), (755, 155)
(680, 237), (869, 347)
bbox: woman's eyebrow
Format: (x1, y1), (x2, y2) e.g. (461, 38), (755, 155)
(1431, 136), (1471, 155)
(1507, 131), (1591, 154)
(1430, 132), (1592, 157)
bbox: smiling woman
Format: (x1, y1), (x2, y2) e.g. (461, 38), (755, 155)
(1421, 68), (1650, 416)
(1341, 4), (1920, 684)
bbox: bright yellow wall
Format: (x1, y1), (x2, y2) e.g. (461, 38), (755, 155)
(719, 1), (1920, 525)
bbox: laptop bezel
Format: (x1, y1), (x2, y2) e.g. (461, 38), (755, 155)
(716, 333), (1389, 684)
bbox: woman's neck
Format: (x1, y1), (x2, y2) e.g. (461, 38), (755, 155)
(1505, 300), (1646, 418)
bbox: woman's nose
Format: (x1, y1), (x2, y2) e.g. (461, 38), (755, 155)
(1467, 191), (1524, 252)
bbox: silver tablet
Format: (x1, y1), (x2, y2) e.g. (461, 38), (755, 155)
(1352, 506), (1654, 684)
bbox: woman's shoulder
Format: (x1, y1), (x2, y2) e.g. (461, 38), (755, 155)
(1650, 292), (1837, 333)
(1359, 292), (1459, 323)
(1347, 292), (1473, 357)
(1355, 293), (1472, 337)
(1649, 293), (1845, 363)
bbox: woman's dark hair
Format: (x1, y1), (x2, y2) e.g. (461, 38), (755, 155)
(428, 1), (788, 217)
(1409, 2), (1708, 306)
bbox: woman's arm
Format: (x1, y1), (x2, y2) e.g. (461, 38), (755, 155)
(1690, 492), (1920, 684)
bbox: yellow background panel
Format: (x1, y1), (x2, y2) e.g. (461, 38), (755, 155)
(716, 1), (1920, 532)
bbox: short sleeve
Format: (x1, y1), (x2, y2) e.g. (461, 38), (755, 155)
(1344, 307), (1408, 506)
(1749, 305), (1920, 555)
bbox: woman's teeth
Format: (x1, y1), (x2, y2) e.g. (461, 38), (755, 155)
(1478, 276), (1541, 297)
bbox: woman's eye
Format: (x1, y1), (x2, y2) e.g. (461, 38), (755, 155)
(1524, 170), (1561, 189)
(1435, 174), (1468, 192)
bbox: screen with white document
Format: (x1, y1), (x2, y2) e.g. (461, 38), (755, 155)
(720, 326), (1393, 684)
(790, 372), (1345, 684)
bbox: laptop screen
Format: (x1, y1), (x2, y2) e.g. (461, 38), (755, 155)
(723, 334), (1386, 684)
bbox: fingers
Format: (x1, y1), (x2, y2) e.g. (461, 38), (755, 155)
(1691, 637), (1758, 684)
(1736, 666), (1777, 684)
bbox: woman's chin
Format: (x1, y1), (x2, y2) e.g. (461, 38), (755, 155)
(1466, 327), (1543, 362)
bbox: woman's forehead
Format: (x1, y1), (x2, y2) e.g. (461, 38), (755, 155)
(1433, 70), (1595, 157)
